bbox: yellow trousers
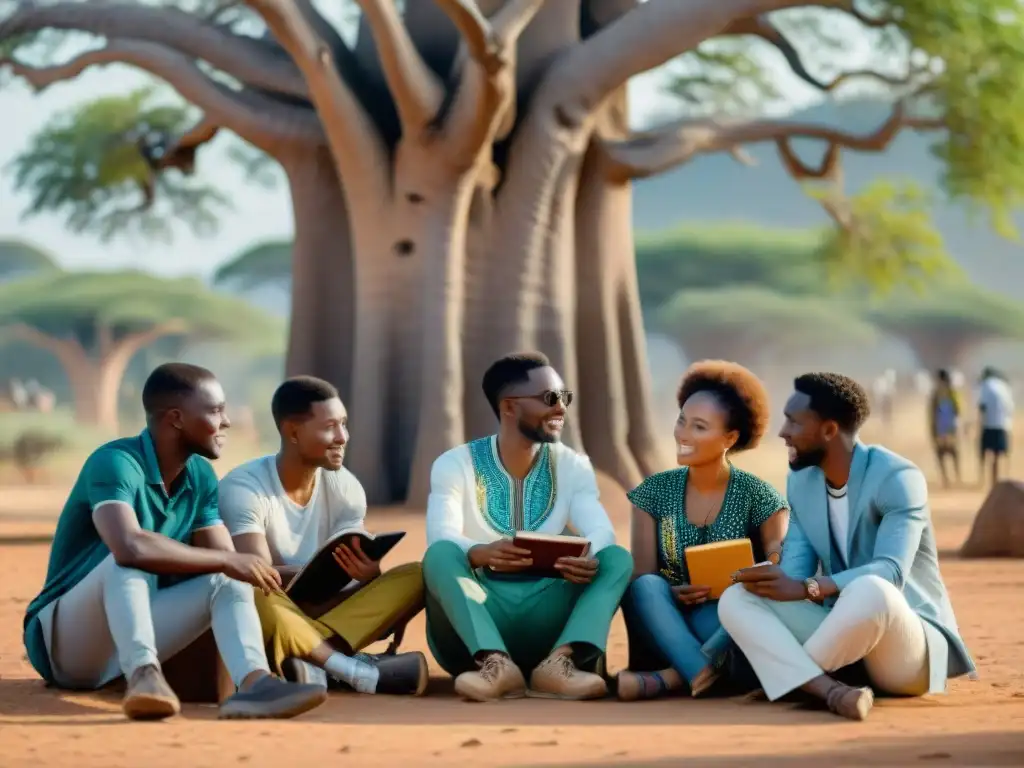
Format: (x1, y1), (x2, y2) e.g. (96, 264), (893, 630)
(254, 562), (424, 675)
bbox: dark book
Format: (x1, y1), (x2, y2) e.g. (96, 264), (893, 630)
(285, 529), (406, 607)
(510, 531), (591, 579)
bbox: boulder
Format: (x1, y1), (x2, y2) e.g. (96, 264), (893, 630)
(960, 481), (1024, 558)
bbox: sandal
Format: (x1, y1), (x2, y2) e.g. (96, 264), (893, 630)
(826, 683), (874, 721)
(616, 670), (672, 701)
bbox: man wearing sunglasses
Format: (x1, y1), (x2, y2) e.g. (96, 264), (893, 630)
(422, 352), (632, 702)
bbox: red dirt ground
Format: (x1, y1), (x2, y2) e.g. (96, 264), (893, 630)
(1, 441), (1023, 767)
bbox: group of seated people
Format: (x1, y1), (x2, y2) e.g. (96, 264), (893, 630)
(22, 353), (976, 723)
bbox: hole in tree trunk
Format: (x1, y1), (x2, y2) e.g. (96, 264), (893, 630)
(394, 240), (415, 257)
(405, 192), (425, 204)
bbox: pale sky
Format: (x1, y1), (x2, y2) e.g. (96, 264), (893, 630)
(0, 9), (846, 279)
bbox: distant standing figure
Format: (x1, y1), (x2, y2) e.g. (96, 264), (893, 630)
(872, 370), (896, 429)
(929, 369), (961, 488)
(976, 366), (1015, 487)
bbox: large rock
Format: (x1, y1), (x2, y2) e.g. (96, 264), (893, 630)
(960, 481), (1024, 558)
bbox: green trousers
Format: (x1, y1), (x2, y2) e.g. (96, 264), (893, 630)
(422, 539), (633, 676)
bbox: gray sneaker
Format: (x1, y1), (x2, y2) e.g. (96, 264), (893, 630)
(218, 674), (327, 720)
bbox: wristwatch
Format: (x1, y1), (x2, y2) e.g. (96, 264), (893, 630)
(803, 577), (821, 600)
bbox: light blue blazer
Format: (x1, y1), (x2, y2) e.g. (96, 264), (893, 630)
(781, 442), (976, 694)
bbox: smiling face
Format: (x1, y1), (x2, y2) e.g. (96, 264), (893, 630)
(500, 366), (569, 444)
(284, 397), (349, 470)
(174, 378), (231, 460)
(778, 390), (834, 470)
(673, 390), (738, 467)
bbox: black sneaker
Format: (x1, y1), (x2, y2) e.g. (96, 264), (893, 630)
(218, 674), (327, 720)
(356, 651), (429, 696)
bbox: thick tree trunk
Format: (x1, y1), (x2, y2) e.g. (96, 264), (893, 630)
(575, 95), (666, 487)
(280, 145), (356, 403)
(404, 159), (476, 506)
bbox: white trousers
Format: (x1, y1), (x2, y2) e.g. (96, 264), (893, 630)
(718, 574), (930, 701)
(42, 555), (269, 690)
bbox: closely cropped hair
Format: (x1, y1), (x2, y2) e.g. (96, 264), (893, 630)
(271, 376), (339, 429)
(794, 372), (871, 433)
(677, 360), (770, 453)
(481, 352), (550, 417)
(142, 363), (215, 417)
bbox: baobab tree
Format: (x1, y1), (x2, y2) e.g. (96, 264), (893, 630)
(0, 269), (283, 431)
(2, 0), (1023, 504)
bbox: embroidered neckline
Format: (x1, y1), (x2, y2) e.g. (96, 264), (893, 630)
(469, 436), (557, 536)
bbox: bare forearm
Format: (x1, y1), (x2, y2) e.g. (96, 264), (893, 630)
(119, 530), (228, 575)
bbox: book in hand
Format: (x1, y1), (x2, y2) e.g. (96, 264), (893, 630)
(285, 529), (406, 607)
(683, 538), (755, 600)
(509, 531), (591, 579)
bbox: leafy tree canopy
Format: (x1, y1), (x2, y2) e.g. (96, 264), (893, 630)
(7, 85), (229, 242)
(213, 239), (292, 291)
(635, 225), (828, 311)
(0, 237), (60, 279)
(656, 285), (879, 348)
(867, 279), (1024, 341)
(0, 268), (284, 354)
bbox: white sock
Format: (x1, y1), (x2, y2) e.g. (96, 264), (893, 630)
(323, 653), (379, 694)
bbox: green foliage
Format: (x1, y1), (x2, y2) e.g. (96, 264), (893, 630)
(0, 238), (60, 279)
(0, 269), (284, 354)
(867, 278), (1024, 342)
(213, 240), (292, 291)
(0, 407), (109, 455)
(813, 179), (956, 293)
(656, 286), (878, 351)
(7, 86), (229, 243)
(894, 0), (1024, 237)
(635, 224), (828, 311)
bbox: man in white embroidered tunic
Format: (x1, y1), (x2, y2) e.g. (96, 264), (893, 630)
(423, 353), (633, 702)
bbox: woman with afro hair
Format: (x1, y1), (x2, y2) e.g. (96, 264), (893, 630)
(617, 361), (790, 701)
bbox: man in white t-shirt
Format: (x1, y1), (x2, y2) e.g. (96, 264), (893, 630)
(976, 367), (1014, 487)
(219, 377), (426, 696)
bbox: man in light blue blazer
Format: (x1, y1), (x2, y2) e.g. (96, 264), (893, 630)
(719, 372), (975, 721)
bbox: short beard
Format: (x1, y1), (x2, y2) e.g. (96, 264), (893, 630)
(517, 418), (559, 444)
(789, 446), (827, 471)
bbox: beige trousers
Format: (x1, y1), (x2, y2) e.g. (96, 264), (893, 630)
(718, 574), (930, 701)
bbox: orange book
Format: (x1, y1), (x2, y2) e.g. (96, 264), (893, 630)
(684, 538), (755, 599)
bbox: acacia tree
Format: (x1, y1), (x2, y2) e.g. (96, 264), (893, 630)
(868, 283), (1024, 372)
(0, 238), (60, 279)
(0, 269), (283, 431)
(3, 1), (1024, 504)
(657, 286), (878, 366)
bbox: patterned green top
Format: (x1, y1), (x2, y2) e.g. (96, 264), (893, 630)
(627, 466), (788, 586)
(469, 436), (557, 536)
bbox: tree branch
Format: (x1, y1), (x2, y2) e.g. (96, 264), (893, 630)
(3, 323), (87, 366)
(0, 42), (324, 150)
(0, 1), (309, 97)
(600, 101), (945, 182)
(106, 320), (189, 365)
(724, 14), (929, 93)
(440, 0), (545, 165)
(352, 0), (444, 132)
(244, 0), (386, 194)
(537, 0), (814, 129)
(723, 15), (828, 90)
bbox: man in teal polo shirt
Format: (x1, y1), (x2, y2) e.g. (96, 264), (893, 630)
(23, 363), (327, 721)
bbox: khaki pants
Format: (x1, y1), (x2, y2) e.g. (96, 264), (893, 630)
(718, 574), (930, 701)
(255, 562), (424, 675)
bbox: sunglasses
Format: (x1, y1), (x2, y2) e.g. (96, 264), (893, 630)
(506, 389), (574, 408)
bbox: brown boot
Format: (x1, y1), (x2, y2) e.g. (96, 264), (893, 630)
(122, 664), (181, 721)
(454, 654), (527, 702)
(528, 652), (607, 700)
